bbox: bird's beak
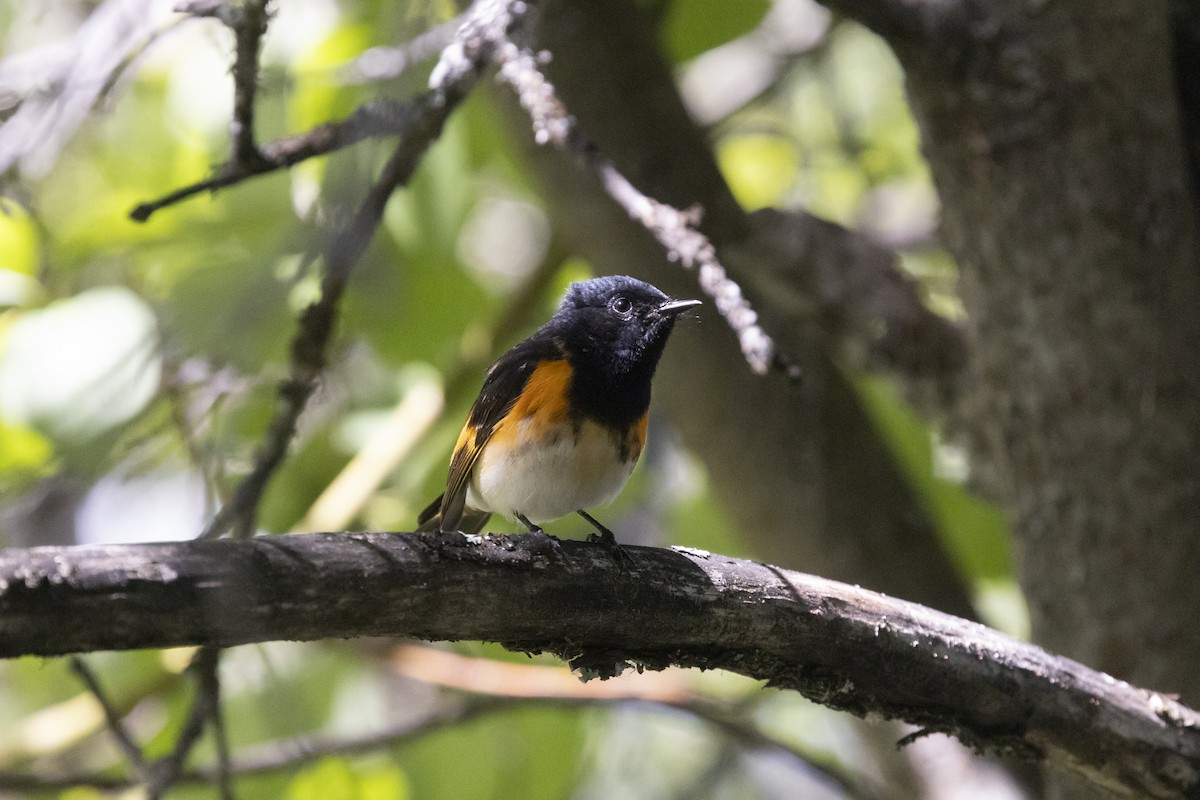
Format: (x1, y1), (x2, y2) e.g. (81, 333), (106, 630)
(657, 298), (701, 317)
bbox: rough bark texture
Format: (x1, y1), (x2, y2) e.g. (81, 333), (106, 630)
(894, 3), (1200, 696)
(1, 533), (1198, 799)
(841, 4), (1200, 796)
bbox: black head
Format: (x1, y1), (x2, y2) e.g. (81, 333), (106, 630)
(549, 275), (699, 423)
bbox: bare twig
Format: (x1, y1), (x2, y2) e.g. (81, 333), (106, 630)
(66, 650), (230, 799)
(0, 0), (174, 177)
(0, 692), (874, 798)
(132, 0), (522, 222)
(679, 699), (873, 797)
(341, 16), (463, 84)
(228, 0), (273, 167)
(200, 649), (235, 800)
(68, 657), (149, 777)
(1, 533), (1198, 799)
(198, 100), (469, 539)
(491, 26), (800, 379)
(0, 699), (500, 792)
(385, 645), (879, 798)
(197, 0), (503, 540)
(130, 97), (438, 221)
(145, 647), (224, 799)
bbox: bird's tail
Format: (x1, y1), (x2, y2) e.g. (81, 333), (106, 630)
(416, 493), (491, 534)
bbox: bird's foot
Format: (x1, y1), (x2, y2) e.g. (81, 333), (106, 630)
(580, 513), (632, 567)
(515, 512), (544, 535)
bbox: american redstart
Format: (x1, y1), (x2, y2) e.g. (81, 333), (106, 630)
(417, 275), (699, 547)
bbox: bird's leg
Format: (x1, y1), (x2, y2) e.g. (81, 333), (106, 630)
(515, 511), (564, 556)
(514, 512), (544, 534)
(579, 510), (616, 545)
(578, 510), (631, 565)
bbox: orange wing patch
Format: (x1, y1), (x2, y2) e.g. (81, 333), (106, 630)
(440, 359), (574, 527)
(486, 359), (573, 448)
(439, 422), (482, 530)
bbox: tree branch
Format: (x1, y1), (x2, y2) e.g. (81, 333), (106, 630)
(129, 0), (497, 223)
(1, 533), (1197, 799)
(68, 657), (150, 777)
(227, 0), (272, 167)
(197, 96), (467, 539)
(195, 0), (505, 539)
(128, 96), (446, 222)
(0, 693), (871, 797)
(493, 23), (800, 379)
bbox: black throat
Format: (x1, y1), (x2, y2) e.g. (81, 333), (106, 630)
(563, 332), (670, 429)
(568, 357), (654, 428)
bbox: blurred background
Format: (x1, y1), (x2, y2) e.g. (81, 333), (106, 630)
(0, 0), (1031, 797)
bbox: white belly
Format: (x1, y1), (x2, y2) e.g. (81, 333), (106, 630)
(467, 419), (638, 525)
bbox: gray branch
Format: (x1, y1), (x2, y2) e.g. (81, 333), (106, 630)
(0, 532), (1197, 799)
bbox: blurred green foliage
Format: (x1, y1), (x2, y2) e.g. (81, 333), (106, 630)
(0, 0), (1019, 796)
(660, 0), (771, 62)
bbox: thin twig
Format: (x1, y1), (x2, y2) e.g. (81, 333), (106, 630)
(228, 0), (272, 167)
(0, 0), (173, 177)
(146, 647), (223, 799)
(130, 98), (433, 221)
(0, 700), (499, 792)
(68, 657), (149, 777)
(0, 694), (874, 798)
(491, 27), (801, 379)
(384, 645), (879, 798)
(340, 15), (462, 84)
(672, 698), (878, 798)
(197, 647), (235, 800)
(198, 0), (500, 539)
(199, 96), (469, 540)
(131, 0), (519, 223)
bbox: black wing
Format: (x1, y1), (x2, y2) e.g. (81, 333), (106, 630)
(426, 332), (563, 531)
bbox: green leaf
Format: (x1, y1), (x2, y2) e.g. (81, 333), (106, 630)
(716, 134), (799, 211)
(0, 419), (55, 492)
(661, 0), (771, 63)
(401, 705), (583, 800)
(284, 756), (411, 800)
(0, 199), (40, 276)
(288, 758), (359, 800)
(359, 762), (412, 800)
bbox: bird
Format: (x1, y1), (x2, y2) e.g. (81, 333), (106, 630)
(417, 275), (699, 548)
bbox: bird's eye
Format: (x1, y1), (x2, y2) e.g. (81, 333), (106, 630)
(610, 296), (633, 316)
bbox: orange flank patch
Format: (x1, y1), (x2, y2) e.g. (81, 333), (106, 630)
(625, 412), (648, 462)
(488, 359), (573, 446)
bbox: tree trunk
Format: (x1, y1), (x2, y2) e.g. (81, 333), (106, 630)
(888, 1), (1200, 792)
(901, 0), (1200, 697)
